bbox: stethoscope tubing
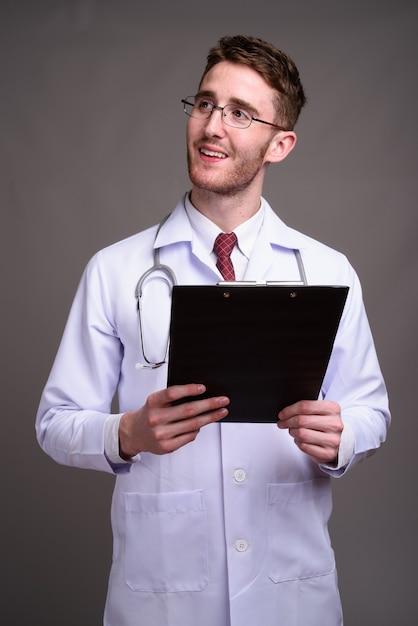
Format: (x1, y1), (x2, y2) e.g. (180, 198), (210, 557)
(134, 205), (307, 369)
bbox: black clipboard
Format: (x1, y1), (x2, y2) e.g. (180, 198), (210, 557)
(167, 284), (349, 422)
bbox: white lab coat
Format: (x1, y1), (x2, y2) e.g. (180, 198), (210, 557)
(36, 196), (390, 626)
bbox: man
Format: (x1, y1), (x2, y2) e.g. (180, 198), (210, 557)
(36, 35), (390, 626)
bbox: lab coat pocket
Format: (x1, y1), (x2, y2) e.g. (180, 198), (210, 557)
(267, 478), (335, 583)
(124, 490), (209, 592)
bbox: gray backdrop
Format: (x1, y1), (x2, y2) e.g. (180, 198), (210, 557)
(1, 1), (417, 624)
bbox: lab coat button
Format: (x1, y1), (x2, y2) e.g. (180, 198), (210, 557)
(235, 539), (249, 552)
(234, 469), (247, 483)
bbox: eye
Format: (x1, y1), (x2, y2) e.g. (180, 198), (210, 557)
(196, 98), (213, 111)
(227, 106), (251, 123)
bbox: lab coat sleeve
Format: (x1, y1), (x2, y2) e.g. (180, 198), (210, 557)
(36, 252), (127, 474)
(319, 265), (390, 477)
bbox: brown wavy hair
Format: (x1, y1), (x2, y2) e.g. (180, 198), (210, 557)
(199, 35), (307, 130)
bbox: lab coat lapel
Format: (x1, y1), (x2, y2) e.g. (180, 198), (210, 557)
(153, 198), (220, 281)
(243, 203), (304, 281)
(243, 231), (275, 279)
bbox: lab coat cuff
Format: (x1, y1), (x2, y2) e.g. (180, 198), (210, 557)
(104, 414), (141, 468)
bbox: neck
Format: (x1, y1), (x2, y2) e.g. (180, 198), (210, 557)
(189, 187), (262, 232)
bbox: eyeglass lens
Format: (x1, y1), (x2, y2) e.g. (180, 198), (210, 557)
(183, 97), (252, 128)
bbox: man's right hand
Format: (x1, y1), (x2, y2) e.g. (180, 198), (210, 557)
(118, 384), (230, 458)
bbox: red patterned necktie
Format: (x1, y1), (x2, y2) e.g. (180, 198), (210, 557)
(213, 232), (238, 281)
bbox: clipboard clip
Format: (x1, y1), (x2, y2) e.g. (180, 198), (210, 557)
(217, 280), (305, 286)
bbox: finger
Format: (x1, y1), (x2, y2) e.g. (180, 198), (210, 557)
(293, 440), (340, 465)
(164, 396), (230, 434)
(279, 399), (340, 421)
(289, 426), (341, 448)
(149, 383), (208, 408)
(294, 414), (343, 434)
(151, 402), (230, 454)
(143, 392), (230, 446)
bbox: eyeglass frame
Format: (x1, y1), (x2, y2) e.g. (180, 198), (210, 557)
(181, 96), (288, 131)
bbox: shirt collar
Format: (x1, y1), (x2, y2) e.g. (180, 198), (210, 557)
(184, 192), (264, 260)
(155, 193), (307, 253)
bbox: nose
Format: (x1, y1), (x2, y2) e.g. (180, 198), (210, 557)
(204, 105), (226, 136)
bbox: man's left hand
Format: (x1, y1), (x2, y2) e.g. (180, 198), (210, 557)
(277, 400), (343, 465)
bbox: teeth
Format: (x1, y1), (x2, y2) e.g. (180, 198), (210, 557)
(201, 148), (226, 158)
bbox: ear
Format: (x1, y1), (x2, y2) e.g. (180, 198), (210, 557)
(265, 131), (297, 164)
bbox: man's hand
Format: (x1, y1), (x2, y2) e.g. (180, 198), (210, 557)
(277, 400), (343, 465)
(119, 384), (230, 458)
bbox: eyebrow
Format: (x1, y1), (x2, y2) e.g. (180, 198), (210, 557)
(195, 90), (259, 116)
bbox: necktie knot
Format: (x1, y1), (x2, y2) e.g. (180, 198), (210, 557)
(214, 232), (238, 281)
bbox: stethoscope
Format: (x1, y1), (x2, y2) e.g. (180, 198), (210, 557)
(134, 210), (307, 370)
(135, 214), (177, 370)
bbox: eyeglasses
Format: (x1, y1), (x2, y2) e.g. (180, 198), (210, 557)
(182, 96), (287, 130)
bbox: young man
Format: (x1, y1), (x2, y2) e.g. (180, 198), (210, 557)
(36, 35), (390, 626)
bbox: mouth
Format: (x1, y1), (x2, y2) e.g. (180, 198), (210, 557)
(199, 147), (227, 159)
